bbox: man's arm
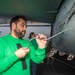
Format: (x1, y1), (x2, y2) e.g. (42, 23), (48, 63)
(30, 34), (47, 63)
(0, 46), (18, 72)
(30, 46), (46, 63)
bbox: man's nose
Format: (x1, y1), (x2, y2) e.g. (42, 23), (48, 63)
(23, 26), (27, 30)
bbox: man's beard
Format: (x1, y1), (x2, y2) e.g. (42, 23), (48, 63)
(14, 29), (26, 39)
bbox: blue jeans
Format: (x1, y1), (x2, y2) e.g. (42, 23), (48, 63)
(30, 59), (37, 75)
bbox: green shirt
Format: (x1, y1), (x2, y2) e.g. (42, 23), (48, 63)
(29, 38), (38, 50)
(0, 34), (46, 75)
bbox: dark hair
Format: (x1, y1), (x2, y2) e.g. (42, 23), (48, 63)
(10, 15), (27, 29)
(28, 32), (35, 39)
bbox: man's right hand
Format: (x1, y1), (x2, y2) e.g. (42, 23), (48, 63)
(15, 48), (30, 58)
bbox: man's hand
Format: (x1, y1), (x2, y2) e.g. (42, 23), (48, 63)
(15, 48), (30, 58)
(36, 34), (47, 49)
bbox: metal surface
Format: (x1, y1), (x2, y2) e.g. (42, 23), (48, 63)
(52, 2), (75, 55)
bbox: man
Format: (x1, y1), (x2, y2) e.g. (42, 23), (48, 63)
(0, 15), (47, 75)
(28, 32), (38, 75)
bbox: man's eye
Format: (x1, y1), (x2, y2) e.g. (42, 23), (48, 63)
(20, 24), (27, 28)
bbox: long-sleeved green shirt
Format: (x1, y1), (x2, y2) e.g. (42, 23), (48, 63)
(0, 34), (46, 75)
(29, 37), (38, 50)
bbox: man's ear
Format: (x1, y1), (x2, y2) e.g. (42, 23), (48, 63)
(12, 23), (16, 30)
